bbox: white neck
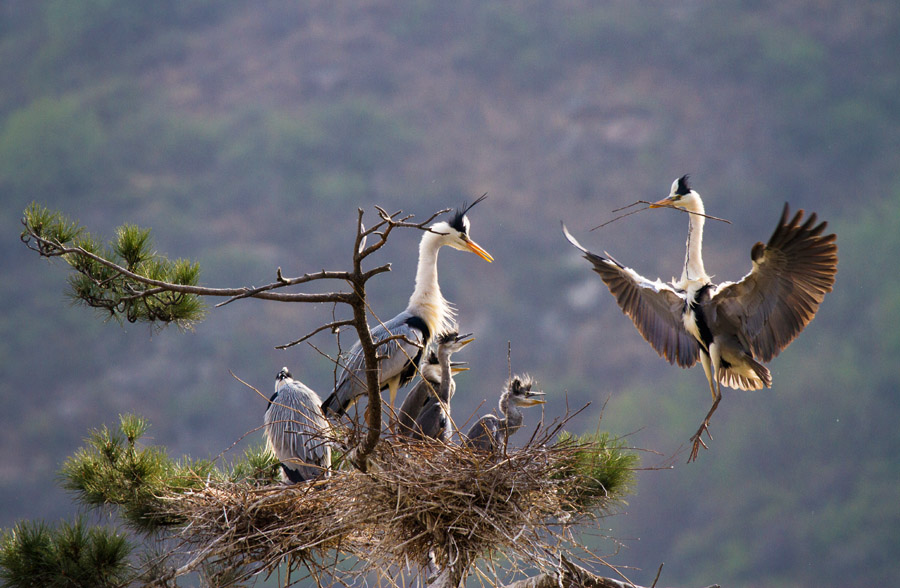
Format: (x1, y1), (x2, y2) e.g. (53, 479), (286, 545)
(680, 199), (709, 285)
(407, 230), (455, 337)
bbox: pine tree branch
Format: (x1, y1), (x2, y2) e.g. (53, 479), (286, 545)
(24, 228), (354, 304)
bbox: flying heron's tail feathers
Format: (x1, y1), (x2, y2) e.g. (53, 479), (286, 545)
(719, 357), (772, 391)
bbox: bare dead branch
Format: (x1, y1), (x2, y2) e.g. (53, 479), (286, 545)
(276, 320), (356, 351)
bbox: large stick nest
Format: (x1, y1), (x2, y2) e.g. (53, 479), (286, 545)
(158, 430), (631, 584)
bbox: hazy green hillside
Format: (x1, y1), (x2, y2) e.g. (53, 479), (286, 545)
(2, 1), (898, 586)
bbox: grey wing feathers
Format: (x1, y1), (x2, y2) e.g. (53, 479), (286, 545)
(465, 415), (501, 452)
(265, 380), (331, 482)
(324, 312), (426, 415)
(563, 223), (699, 367)
(711, 204), (838, 362)
(397, 378), (435, 437)
(415, 401), (450, 442)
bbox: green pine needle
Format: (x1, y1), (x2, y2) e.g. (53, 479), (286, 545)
(22, 203), (206, 329)
(0, 518), (132, 588)
(553, 431), (638, 512)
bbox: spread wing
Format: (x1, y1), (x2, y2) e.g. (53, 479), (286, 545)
(710, 203), (837, 362)
(322, 311), (428, 416)
(563, 224), (699, 367)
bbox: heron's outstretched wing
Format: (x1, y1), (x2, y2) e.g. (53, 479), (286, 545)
(265, 380), (331, 482)
(563, 224), (699, 367)
(322, 311), (428, 416)
(710, 204), (837, 362)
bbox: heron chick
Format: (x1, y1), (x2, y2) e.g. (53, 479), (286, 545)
(398, 331), (474, 441)
(464, 374), (546, 453)
(265, 367), (332, 483)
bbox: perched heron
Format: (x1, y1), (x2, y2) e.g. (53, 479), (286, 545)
(397, 331), (474, 441)
(563, 175), (838, 460)
(464, 375), (546, 453)
(265, 367), (332, 483)
(321, 198), (493, 417)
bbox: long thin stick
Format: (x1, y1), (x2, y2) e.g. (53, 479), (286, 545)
(591, 200), (731, 231)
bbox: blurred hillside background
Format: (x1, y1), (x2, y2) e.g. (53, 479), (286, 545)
(1, 1), (898, 586)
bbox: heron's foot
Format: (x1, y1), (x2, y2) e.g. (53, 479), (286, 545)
(688, 420), (713, 463)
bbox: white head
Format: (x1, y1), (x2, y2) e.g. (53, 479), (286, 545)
(649, 175), (704, 214)
(427, 196), (494, 262)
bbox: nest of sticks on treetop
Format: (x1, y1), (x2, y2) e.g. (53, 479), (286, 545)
(158, 422), (633, 585)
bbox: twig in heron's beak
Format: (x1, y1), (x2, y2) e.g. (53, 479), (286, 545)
(590, 203), (651, 231)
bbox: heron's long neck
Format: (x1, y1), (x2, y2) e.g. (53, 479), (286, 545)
(437, 351), (454, 402)
(407, 232), (454, 336)
(681, 205), (709, 284)
(499, 393), (524, 433)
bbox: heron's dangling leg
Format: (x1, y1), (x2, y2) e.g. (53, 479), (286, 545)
(699, 351), (717, 402)
(689, 345), (723, 462)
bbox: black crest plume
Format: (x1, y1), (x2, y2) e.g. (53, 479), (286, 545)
(450, 193), (488, 232)
(675, 175), (691, 196)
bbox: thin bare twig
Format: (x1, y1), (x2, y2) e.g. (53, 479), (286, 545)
(276, 320), (355, 351)
(590, 201), (731, 231)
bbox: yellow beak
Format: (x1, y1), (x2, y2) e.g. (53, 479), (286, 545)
(648, 196), (674, 209)
(464, 238), (494, 262)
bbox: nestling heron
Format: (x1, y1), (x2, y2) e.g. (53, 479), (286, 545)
(464, 374), (546, 453)
(563, 175), (838, 461)
(397, 331), (474, 441)
(265, 367), (332, 483)
(321, 198), (493, 417)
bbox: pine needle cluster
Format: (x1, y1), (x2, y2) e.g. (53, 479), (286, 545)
(0, 518), (132, 588)
(21, 203), (205, 328)
(553, 431), (638, 510)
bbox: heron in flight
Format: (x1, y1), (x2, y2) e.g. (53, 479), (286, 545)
(464, 374), (546, 453)
(321, 198), (493, 417)
(398, 331), (473, 442)
(265, 367), (332, 483)
(563, 175), (838, 461)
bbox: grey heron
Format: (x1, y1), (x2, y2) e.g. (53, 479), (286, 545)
(397, 331), (474, 441)
(464, 374), (546, 453)
(321, 198), (493, 417)
(563, 175), (838, 461)
(265, 367), (332, 483)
